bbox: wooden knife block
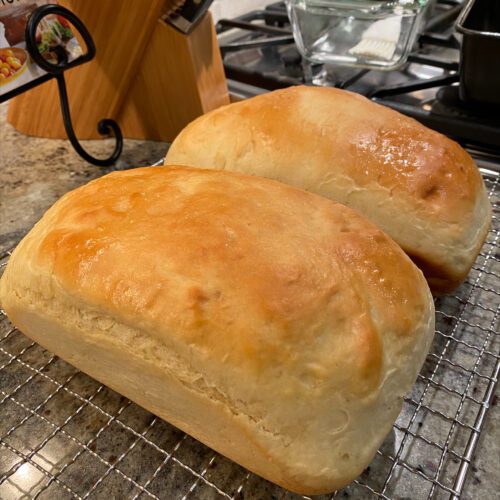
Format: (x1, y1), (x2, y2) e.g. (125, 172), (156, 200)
(7, 0), (229, 143)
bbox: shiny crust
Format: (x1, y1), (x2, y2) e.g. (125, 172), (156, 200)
(0, 167), (435, 494)
(165, 86), (492, 293)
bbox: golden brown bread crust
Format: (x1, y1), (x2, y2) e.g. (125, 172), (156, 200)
(165, 86), (492, 293)
(0, 167), (435, 494)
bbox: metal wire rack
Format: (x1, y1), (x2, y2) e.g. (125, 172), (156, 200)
(0, 169), (498, 500)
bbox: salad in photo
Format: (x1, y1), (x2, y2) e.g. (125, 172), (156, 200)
(36, 14), (82, 64)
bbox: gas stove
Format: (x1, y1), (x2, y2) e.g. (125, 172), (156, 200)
(216, 0), (500, 168)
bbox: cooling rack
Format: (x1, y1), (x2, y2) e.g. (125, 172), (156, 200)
(0, 169), (498, 500)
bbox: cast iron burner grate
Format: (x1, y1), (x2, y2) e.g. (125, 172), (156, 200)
(0, 164), (498, 499)
(216, 1), (500, 154)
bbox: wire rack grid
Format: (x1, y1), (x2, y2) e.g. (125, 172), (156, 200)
(0, 169), (498, 500)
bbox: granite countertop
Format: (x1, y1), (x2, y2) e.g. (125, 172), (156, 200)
(0, 103), (168, 256)
(0, 101), (498, 499)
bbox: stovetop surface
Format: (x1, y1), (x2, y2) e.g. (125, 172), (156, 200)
(216, 0), (500, 160)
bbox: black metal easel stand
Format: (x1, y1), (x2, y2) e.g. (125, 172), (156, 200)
(1, 4), (123, 167)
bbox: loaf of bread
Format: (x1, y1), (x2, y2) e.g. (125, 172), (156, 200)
(165, 86), (491, 293)
(0, 167), (435, 494)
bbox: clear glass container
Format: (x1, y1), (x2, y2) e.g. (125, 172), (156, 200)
(286, 0), (429, 70)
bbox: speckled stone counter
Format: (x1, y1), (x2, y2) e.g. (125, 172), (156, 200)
(0, 101), (498, 500)
(0, 103), (167, 255)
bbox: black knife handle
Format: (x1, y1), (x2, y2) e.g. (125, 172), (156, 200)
(167, 0), (213, 34)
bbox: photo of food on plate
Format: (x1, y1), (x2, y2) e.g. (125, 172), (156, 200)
(0, 47), (27, 85)
(0, 0), (82, 96)
(35, 12), (81, 65)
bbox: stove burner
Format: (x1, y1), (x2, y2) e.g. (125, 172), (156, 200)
(277, 47), (302, 78)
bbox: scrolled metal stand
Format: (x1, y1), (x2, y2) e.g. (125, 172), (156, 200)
(22, 4), (123, 166)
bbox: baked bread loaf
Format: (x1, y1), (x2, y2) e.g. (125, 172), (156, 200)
(0, 167), (435, 494)
(165, 86), (491, 293)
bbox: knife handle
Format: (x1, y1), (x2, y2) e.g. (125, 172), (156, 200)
(165, 0), (214, 34)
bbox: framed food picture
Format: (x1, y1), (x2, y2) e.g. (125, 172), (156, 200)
(0, 0), (82, 101)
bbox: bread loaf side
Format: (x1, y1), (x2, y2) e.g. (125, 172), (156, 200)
(0, 167), (435, 494)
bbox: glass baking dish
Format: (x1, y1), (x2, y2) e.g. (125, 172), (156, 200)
(286, 0), (430, 70)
